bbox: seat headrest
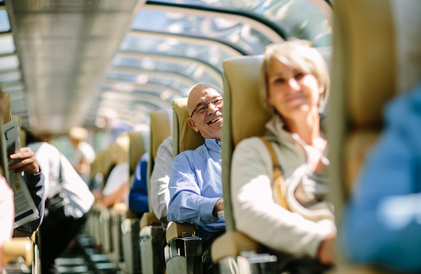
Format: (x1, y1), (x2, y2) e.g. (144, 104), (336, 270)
(95, 150), (106, 176)
(128, 131), (147, 178)
(223, 56), (272, 146)
(150, 110), (172, 160)
(104, 144), (118, 176)
(2, 93), (11, 124)
(335, 0), (396, 126)
(116, 134), (129, 164)
(390, 0), (421, 94)
(172, 98), (205, 155)
(90, 157), (97, 179)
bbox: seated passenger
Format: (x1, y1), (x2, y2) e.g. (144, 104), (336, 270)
(128, 152), (149, 216)
(0, 89), (45, 234)
(167, 83), (225, 271)
(150, 136), (172, 225)
(8, 147), (45, 234)
(231, 41), (335, 271)
(342, 82), (421, 272)
(0, 179), (13, 271)
(68, 126), (96, 183)
(102, 161), (129, 208)
(26, 131), (94, 274)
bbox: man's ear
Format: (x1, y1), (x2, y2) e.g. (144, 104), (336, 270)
(187, 117), (199, 132)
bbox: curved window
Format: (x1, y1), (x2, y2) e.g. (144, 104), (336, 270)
(0, 55), (19, 71)
(0, 69), (21, 83)
(107, 69), (194, 96)
(144, 0), (332, 47)
(0, 10), (10, 33)
(121, 34), (240, 70)
(132, 9), (275, 54)
(112, 54), (222, 87)
(0, 35), (16, 55)
(103, 80), (183, 100)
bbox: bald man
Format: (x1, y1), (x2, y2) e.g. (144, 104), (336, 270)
(167, 83), (225, 272)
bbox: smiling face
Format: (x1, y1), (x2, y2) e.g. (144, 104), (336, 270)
(266, 57), (325, 122)
(187, 83), (223, 141)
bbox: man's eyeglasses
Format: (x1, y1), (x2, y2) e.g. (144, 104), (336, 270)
(190, 97), (223, 118)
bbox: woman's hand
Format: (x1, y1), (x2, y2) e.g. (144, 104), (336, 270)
(307, 138), (327, 172)
(318, 233), (336, 265)
(8, 147), (40, 174)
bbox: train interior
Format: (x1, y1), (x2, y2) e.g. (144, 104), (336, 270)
(0, 0), (420, 273)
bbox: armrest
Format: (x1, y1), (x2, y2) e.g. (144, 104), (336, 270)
(12, 230), (35, 242)
(140, 212), (161, 229)
(211, 231), (258, 263)
(2, 238), (33, 267)
(166, 222), (197, 243)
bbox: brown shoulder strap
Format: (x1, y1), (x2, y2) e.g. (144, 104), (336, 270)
(259, 137), (290, 210)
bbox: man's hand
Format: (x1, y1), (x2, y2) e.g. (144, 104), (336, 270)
(8, 147), (40, 174)
(212, 198), (224, 217)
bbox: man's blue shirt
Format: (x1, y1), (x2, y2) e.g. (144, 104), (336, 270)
(168, 138), (225, 241)
(128, 153), (149, 215)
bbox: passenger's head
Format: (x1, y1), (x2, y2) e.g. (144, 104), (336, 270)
(69, 126), (87, 146)
(187, 83), (224, 141)
(260, 40), (330, 120)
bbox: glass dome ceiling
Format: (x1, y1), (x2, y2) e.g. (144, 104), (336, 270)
(89, 0), (331, 130)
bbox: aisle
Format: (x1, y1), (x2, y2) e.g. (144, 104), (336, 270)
(54, 234), (119, 274)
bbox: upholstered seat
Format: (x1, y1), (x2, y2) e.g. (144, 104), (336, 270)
(164, 98), (205, 274)
(328, 0), (421, 272)
(211, 56), (268, 265)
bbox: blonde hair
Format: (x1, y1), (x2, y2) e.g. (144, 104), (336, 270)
(259, 40), (330, 114)
(69, 126), (87, 142)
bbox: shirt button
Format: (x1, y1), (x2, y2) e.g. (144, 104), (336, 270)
(211, 219), (215, 222)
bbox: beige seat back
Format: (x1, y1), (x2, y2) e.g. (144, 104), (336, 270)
(128, 131), (148, 189)
(0, 93), (11, 180)
(328, 0), (421, 270)
(12, 116), (21, 127)
(2, 92), (11, 124)
(329, 0), (421, 214)
(116, 134), (129, 165)
(164, 98), (205, 243)
(95, 150), (106, 190)
(171, 98), (204, 157)
(147, 109), (172, 211)
(102, 144), (118, 189)
(212, 55), (285, 263)
(220, 56), (269, 232)
(89, 156), (98, 183)
(11, 116), (25, 147)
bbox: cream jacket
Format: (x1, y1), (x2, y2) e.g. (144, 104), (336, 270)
(231, 115), (336, 258)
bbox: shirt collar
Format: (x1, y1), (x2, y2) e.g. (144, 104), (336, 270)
(205, 138), (222, 152)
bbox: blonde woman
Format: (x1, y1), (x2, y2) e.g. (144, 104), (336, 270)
(231, 41), (335, 272)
